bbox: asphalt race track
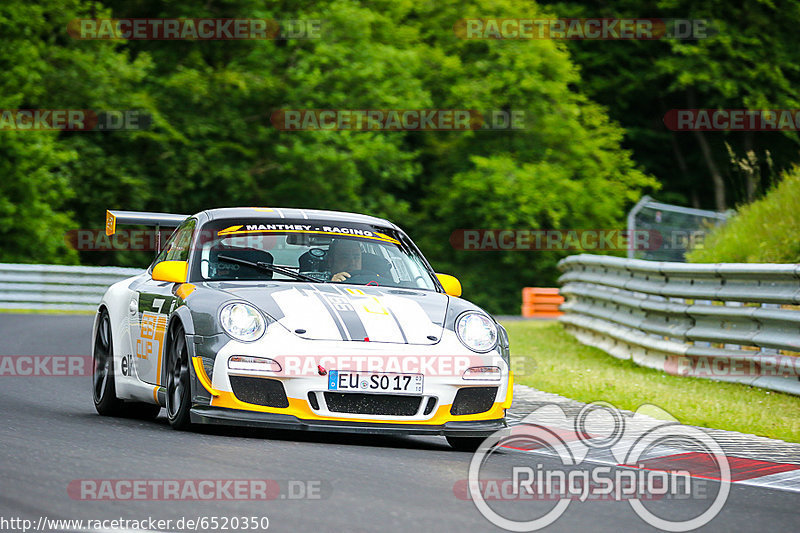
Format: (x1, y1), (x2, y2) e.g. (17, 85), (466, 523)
(0, 314), (797, 532)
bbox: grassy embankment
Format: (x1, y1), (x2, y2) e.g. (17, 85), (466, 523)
(504, 320), (800, 443)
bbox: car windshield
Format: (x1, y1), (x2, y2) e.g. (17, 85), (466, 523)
(191, 219), (439, 290)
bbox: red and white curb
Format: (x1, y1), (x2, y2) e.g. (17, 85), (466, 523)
(507, 385), (800, 493)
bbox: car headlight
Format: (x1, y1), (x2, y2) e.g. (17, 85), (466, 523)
(220, 302), (266, 342)
(456, 312), (498, 353)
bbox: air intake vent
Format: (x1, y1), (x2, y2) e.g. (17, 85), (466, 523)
(229, 376), (289, 408)
(423, 397), (437, 415)
(307, 391), (320, 410)
(450, 387), (498, 416)
(324, 392), (422, 416)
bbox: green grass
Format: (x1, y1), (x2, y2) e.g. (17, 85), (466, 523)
(687, 165), (800, 263)
(503, 320), (800, 443)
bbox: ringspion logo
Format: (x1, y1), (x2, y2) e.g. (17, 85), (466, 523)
(466, 402), (730, 531)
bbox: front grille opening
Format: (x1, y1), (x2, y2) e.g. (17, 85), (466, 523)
(229, 376), (289, 408)
(423, 397), (437, 415)
(324, 392), (422, 416)
(307, 391), (320, 410)
(450, 387), (498, 416)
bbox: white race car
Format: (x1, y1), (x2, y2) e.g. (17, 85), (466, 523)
(92, 207), (512, 450)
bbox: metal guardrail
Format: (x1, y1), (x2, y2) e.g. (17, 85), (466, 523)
(0, 263), (143, 312)
(558, 254), (800, 395)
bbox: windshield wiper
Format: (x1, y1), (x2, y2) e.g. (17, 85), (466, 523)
(217, 255), (321, 283)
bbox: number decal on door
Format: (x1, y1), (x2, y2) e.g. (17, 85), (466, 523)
(152, 298), (166, 313)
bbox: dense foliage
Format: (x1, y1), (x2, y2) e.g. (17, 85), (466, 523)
(2, 0), (797, 312)
(543, 0), (800, 210)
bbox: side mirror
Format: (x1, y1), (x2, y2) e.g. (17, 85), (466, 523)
(436, 273), (462, 297)
(152, 261), (188, 283)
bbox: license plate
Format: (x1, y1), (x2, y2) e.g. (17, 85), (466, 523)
(328, 371), (423, 395)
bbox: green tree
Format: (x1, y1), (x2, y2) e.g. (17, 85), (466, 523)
(0, 0), (153, 263)
(0, 2), (78, 263)
(3, 0), (658, 314)
(406, 0), (657, 312)
(541, 0), (800, 210)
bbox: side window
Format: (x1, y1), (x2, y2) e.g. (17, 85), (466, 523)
(151, 218), (197, 269)
(166, 218), (196, 261)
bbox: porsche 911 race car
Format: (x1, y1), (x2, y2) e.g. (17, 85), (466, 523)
(92, 207), (512, 450)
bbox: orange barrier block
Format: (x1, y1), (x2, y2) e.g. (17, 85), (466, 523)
(521, 287), (564, 318)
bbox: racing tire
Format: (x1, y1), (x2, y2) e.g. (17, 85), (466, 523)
(166, 323), (192, 430)
(446, 436), (486, 452)
(93, 309), (160, 420)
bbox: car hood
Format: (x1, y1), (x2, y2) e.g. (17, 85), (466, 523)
(212, 283), (448, 345)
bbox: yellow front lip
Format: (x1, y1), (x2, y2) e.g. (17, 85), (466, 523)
(195, 357), (514, 425)
(209, 390), (506, 424)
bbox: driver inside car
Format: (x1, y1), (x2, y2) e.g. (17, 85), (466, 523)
(329, 238), (362, 282)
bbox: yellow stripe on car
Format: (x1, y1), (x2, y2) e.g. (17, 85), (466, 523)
(215, 228), (401, 245)
(192, 357), (221, 397)
(209, 389), (506, 425)
(501, 371), (514, 409)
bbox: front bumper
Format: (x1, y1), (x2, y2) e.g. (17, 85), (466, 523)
(190, 405), (507, 437)
(190, 332), (513, 424)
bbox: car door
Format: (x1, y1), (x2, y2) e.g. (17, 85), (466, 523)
(129, 218), (196, 386)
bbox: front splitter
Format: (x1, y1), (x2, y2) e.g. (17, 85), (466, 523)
(190, 405), (507, 437)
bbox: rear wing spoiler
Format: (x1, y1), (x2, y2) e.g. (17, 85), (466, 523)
(105, 210), (189, 253)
